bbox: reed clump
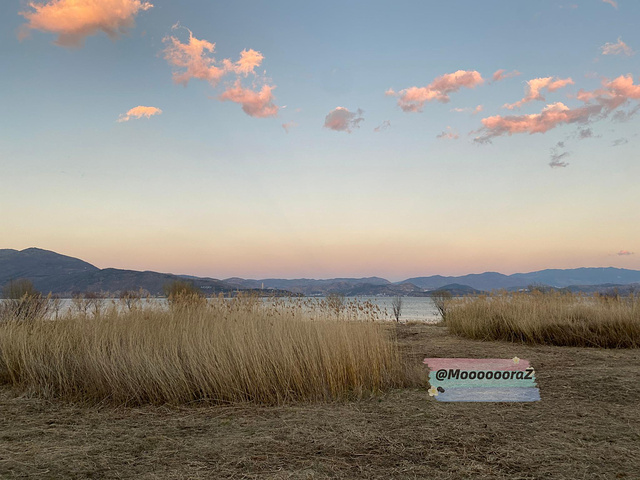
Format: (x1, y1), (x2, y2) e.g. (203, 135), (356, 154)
(446, 290), (640, 348)
(0, 294), (420, 405)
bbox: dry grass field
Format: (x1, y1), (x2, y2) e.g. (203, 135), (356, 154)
(445, 291), (640, 348)
(0, 295), (418, 405)
(2, 320), (639, 479)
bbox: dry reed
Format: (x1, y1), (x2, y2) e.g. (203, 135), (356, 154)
(446, 290), (640, 348)
(0, 295), (420, 405)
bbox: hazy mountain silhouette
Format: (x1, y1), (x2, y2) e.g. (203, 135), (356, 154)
(2, 247), (640, 296)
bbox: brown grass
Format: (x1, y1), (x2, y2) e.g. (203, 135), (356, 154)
(2, 323), (639, 479)
(445, 291), (640, 347)
(0, 295), (420, 405)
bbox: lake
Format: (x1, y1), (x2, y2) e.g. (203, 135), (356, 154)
(4, 296), (444, 323)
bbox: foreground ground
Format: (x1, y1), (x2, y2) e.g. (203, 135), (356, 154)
(1, 324), (638, 479)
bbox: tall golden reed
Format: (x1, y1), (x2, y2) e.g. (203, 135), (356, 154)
(446, 290), (640, 348)
(0, 295), (420, 405)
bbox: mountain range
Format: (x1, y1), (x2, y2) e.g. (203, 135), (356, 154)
(2, 247), (640, 297)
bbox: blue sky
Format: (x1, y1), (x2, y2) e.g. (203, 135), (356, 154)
(1, 0), (639, 280)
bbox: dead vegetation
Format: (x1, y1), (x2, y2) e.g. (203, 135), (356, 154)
(1, 323), (638, 479)
(446, 290), (640, 348)
(0, 293), (420, 405)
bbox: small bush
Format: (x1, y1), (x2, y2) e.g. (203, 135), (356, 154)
(431, 290), (452, 322)
(163, 280), (206, 308)
(0, 279), (50, 322)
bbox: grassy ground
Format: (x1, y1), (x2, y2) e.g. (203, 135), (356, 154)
(2, 323), (638, 479)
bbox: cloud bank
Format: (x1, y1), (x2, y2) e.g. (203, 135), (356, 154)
(475, 75), (640, 143)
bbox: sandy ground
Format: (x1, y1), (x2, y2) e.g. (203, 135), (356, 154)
(1, 324), (639, 479)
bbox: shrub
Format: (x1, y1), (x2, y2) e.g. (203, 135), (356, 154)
(431, 290), (452, 322)
(0, 279), (50, 322)
(163, 280), (205, 307)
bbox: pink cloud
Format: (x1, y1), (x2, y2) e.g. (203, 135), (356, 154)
(163, 27), (276, 119)
(163, 25), (266, 87)
(602, 0), (618, 8)
(223, 49), (264, 76)
(163, 30), (227, 86)
(451, 105), (483, 115)
(617, 250), (634, 256)
(475, 102), (603, 143)
(476, 75), (640, 143)
(492, 69), (521, 82)
(282, 121), (297, 133)
(605, 75), (640, 99)
(219, 81), (278, 118)
(117, 105), (162, 122)
(601, 37), (634, 56)
(323, 107), (364, 133)
(18, 0), (153, 47)
(504, 77), (574, 109)
(388, 70), (484, 112)
(576, 75), (640, 112)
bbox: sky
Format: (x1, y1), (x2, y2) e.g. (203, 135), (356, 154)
(1, 0), (639, 281)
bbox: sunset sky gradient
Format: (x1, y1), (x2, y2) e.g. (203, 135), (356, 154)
(1, 0), (639, 280)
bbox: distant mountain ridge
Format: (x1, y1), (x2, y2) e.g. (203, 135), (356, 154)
(404, 267), (640, 291)
(0, 248), (234, 296)
(2, 247), (640, 296)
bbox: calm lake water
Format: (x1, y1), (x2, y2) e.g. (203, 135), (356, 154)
(9, 296), (444, 323)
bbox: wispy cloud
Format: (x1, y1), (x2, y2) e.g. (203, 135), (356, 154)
(612, 105), (640, 122)
(504, 77), (574, 109)
(602, 0), (618, 9)
(387, 70), (484, 112)
(475, 102), (602, 143)
(549, 141), (570, 168)
(612, 137), (628, 146)
(492, 69), (521, 83)
(617, 250), (634, 256)
(282, 121), (297, 133)
(578, 128), (594, 139)
(219, 82), (278, 118)
(18, 0), (153, 47)
(373, 120), (391, 132)
(323, 107), (364, 133)
(436, 127), (459, 140)
(117, 105), (162, 122)
(451, 105), (483, 115)
(601, 37), (634, 56)
(163, 26), (263, 86)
